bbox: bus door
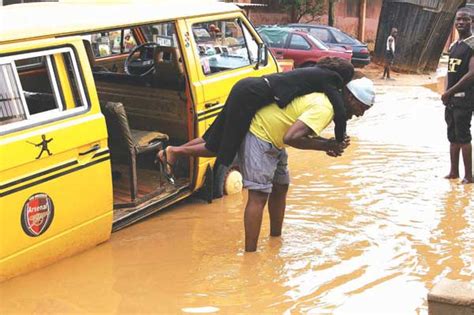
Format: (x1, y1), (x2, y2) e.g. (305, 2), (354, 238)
(184, 14), (278, 187)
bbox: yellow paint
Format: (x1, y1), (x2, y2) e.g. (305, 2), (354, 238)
(53, 53), (75, 109)
(0, 36), (112, 282)
(0, 2), (240, 45)
(1, 1), (279, 281)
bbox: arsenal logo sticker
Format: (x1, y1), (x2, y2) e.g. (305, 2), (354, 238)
(21, 193), (54, 237)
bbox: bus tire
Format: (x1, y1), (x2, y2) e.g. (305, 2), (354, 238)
(212, 164), (228, 199)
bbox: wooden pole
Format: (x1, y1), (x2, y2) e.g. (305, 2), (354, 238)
(358, 0), (367, 42)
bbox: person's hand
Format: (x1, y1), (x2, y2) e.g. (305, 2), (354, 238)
(441, 91), (452, 105)
(325, 139), (345, 157)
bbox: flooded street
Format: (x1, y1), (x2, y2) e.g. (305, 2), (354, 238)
(1, 84), (473, 314)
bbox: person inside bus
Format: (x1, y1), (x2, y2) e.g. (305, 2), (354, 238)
(157, 57), (354, 192)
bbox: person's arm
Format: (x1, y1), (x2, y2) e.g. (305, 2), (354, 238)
(283, 120), (345, 157)
(324, 86), (347, 142)
(442, 55), (474, 105)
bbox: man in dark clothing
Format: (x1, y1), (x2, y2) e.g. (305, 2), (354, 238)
(441, 7), (474, 184)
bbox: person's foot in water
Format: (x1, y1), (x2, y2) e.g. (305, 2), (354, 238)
(444, 172), (459, 179)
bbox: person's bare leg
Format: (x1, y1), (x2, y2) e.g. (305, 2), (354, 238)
(268, 183), (289, 237)
(244, 190), (269, 252)
(445, 143), (461, 179)
(167, 143), (215, 165)
(181, 137), (205, 147)
(460, 143), (473, 184)
(157, 142), (216, 176)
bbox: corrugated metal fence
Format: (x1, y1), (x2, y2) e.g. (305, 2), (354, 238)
(374, 0), (466, 73)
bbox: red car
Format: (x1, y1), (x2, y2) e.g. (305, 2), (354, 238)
(257, 27), (352, 68)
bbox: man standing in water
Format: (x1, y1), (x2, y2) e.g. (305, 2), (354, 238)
(382, 28), (398, 80)
(240, 78), (375, 252)
(442, 7), (474, 184)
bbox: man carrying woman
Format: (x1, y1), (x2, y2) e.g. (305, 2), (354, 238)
(157, 57), (355, 196)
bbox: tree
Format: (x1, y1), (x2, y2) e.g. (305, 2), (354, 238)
(328, 0), (336, 26)
(277, 0), (325, 23)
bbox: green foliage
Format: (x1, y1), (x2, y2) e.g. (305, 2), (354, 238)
(277, 0), (325, 23)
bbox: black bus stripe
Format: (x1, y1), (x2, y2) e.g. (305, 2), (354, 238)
(0, 149), (110, 190)
(197, 105), (224, 117)
(0, 156), (110, 197)
(198, 111), (220, 122)
(93, 149), (110, 158)
(0, 161), (78, 190)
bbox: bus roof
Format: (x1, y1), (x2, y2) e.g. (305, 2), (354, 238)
(0, 1), (241, 44)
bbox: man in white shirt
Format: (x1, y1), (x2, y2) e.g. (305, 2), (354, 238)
(382, 27), (398, 80)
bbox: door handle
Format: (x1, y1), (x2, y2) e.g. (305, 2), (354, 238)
(205, 101), (220, 109)
(79, 144), (100, 156)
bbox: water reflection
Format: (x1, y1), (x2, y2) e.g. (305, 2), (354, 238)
(1, 86), (473, 314)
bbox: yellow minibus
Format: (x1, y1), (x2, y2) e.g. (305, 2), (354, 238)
(0, 1), (279, 281)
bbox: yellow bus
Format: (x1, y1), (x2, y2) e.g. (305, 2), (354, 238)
(0, 1), (279, 281)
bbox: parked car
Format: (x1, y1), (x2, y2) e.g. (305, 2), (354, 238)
(257, 27), (352, 68)
(287, 24), (370, 67)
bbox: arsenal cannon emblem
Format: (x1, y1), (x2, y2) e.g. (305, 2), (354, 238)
(21, 193), (55, 237)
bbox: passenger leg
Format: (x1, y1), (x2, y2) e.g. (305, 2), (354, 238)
(165, 142), (215, 165)
(181, 137), (205, 147)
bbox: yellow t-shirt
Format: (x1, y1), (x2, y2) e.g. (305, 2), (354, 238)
(249, 92), (334, 149)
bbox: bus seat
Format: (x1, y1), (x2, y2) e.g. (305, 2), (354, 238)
(101, 101), (169, 202)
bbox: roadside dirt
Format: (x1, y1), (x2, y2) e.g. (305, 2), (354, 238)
(359, 62), (440, 89)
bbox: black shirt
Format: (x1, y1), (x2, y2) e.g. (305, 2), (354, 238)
(264, 66), (347, 141)
(264, 67), (343, 108)
(447, 35), (474, 108)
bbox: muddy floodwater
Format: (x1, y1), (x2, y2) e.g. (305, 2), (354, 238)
(1, 84), (473, 314)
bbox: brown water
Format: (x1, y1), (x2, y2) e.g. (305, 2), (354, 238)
(1, 85), (473, 314)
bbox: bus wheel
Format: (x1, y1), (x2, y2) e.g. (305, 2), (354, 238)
(213, 165), (243, 198)
(212, 164), (227, 199)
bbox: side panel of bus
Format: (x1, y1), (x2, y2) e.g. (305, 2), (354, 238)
(0, 38), (113, 281)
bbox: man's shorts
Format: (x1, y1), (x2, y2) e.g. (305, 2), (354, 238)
(445, 106), (473, 144)
(384, 50), (394, 65)
(238, 132), (290, 193)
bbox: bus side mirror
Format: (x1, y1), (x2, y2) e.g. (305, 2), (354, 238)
(255, 42), (268, 70)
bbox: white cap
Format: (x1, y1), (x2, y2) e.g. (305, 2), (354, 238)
(346, 77), (375, 107)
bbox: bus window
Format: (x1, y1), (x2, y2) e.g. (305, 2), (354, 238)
(88, 29), (137, 58)
(0, 63), (26, 126)
(191, 18), (259, 75)
(0, 47), (88, 133)
(141, 22), (177, 47)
